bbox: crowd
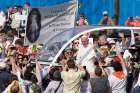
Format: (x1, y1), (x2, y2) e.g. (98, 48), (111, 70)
(125, 16), (140, 27)
(0, 2), (30, 34)
(0, 2), (140, 93)
(76, 11), (140, 26)
(2, 29), (140, 93)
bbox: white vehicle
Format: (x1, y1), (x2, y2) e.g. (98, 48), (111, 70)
(34, 26), (140, 66)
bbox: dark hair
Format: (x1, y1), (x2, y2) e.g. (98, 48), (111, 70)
(103, 14), (108, 16)
(80, 13), (85, 18)
(95, 67), (102, 77)
(94, 61), (99, 66)
(12, 29), (18, 36)
(82, 66), (90, 80)
(6, 6), (10, 9)
(67, 59), (75, 69)
(15, 39), (23, 46)
(53, 70), (62, 81)
(23, 67), (34, 81)
(11, 74), (18, 81)
(25, 2), (30, 6)
(17, 5), (22, 9)
(110, 61), (123, 71)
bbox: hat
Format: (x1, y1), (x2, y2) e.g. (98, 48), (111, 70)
(107, 38), (115, 44)
(113, 56), (121, 63)
(103, 11), (108, 16)
(53, 71), (61, 80)
(0, 62), (6, 69)
(64, 47), (71, 52)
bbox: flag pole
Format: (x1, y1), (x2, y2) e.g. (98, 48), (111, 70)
(74, 0), (79, 26)
(49, 0), (79, 67)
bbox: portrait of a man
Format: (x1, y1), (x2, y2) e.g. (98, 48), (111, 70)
(26, 8), (41, 43)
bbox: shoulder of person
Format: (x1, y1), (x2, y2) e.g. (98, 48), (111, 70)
(61, 71), (67, 75)
(108, 18), (113, 22)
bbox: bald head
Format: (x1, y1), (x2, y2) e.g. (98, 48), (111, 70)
(81, 35), (89, 47)
(83, 32), (90, 37)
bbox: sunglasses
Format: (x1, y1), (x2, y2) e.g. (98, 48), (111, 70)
(74, 42), (79, 44)
(103, 15), (108, 16)
(17, 54), (29, 61)
(66, 51), (72, 54)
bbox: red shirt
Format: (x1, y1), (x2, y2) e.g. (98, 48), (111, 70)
(134, 21), (140, 26)
(125, 20), (134, 26)
(112, 71), (125, 80)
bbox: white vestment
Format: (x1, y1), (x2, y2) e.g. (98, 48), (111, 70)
(76, 43), (97, 73)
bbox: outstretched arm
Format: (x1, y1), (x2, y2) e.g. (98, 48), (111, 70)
(117, 54), (127, 76)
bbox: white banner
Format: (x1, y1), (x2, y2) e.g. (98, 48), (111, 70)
(25, 1), (77, 44)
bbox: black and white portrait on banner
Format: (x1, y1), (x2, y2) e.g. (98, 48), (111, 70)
(26, 8), (41, 43)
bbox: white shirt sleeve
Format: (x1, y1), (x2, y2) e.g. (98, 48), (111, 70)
(41, 67), (48, 79)
(17, 71), (24, 85)
(134, 73), (140, 88)
(108, 75), (113, 88)
(87, 81), (91, 93)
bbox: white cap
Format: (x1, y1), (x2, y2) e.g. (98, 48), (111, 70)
(107, 38), (115, 44)
(103, 11), (108, 15)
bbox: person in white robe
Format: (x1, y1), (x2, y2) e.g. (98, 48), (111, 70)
(76, 35), (97, 74)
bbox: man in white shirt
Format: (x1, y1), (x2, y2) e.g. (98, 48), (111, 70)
(76, 35), (97, 74)
(0, 10), (6, 31)
(108, 54), (127, 93)
(11, 7), (21, 29)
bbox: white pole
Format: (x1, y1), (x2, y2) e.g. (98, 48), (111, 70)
(130, 29), (135, 46)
